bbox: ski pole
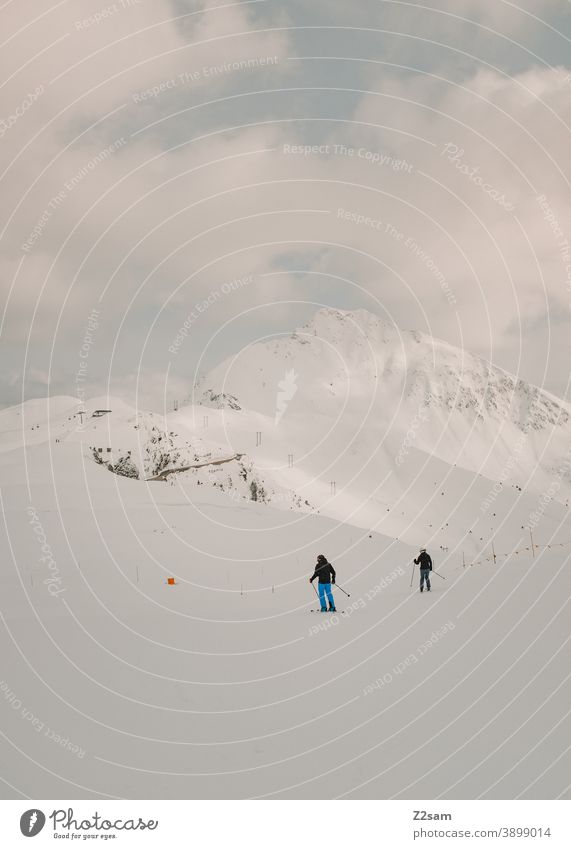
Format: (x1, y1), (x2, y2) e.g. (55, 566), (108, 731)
(334, 583), (350, 597)
(311, 582), (319, 598)
(432, 571), (446, 580)
(409, 563), (416, 588)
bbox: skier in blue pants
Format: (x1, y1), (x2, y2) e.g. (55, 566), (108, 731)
(310, 554), (336, 611)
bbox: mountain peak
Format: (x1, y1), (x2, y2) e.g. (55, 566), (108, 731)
(195, 307), (570, 490)
(302, 306), (384, 333)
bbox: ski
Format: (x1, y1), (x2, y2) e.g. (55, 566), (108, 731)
(310, 609), (344, 614)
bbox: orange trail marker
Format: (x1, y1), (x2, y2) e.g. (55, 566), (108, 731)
(167, 577), (176, 585)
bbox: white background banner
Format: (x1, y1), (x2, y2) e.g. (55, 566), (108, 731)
(1, 800), (570, 848)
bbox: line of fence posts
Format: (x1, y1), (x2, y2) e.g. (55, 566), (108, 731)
(136, 529), (548, 599)
(463, 527), (546, 568)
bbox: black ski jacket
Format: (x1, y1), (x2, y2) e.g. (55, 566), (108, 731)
(414, 552), (432, 570)
(310, 561), (336, 584)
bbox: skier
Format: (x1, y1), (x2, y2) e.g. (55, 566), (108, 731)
(414, 548), (432, 593)
(310, 554), (336, 612)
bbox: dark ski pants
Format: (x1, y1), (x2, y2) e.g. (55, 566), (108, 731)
(420, 568), (431, 591)
(318, 583), (335, 610)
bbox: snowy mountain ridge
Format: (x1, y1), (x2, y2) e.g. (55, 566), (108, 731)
(198, 307), (570, 435)
(2, 308), (569, 541)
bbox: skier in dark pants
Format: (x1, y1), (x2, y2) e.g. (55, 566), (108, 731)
(414, 548), (432, 592)
(310, 554), (336, 611)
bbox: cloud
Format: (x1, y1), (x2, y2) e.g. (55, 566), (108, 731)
(432, 0), (565, 28)
(0, 1), (295, 404)
(312, 63), (571, 383)
(1, 1), (570, 407)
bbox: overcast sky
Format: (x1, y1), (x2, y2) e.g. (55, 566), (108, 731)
(1, 0), (570, 410)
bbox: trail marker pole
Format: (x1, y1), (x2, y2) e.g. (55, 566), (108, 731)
(530, 529), (535, 558)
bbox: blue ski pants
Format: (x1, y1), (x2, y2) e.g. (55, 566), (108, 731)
(318, 582), (335, 610)
(420, 568), (431, 591)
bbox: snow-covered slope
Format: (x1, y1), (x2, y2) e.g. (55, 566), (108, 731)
(1, 432), (570, 800)
(0, 394), (312, 511)
(1, 307), (571, 799)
